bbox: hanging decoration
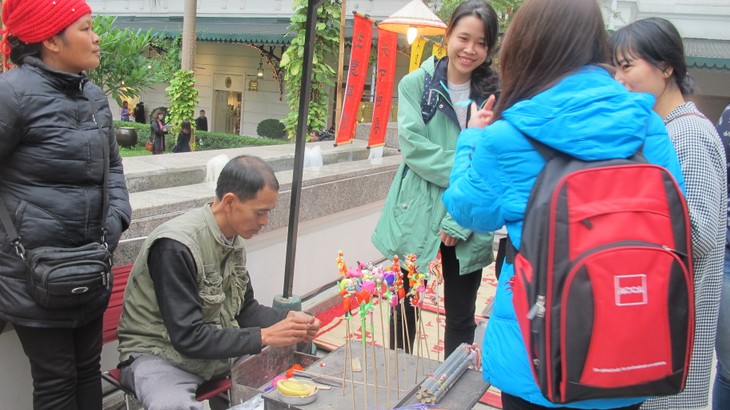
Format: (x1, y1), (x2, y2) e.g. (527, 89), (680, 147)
(432, 43), (447, 59)
(335, 13), (374, 146)
(367, 27), (398, 148)
(409, 38), (428, 73)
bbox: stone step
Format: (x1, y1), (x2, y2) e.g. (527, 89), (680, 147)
(113, 143), (401, 265)
(122, 140), (396, 193)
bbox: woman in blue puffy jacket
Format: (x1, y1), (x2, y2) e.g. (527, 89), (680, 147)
(442, 0), (684, 409)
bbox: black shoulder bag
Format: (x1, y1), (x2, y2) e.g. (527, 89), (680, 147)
(0, 126), (112, 310)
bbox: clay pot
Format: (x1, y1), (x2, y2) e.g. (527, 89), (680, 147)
(115, 127), (138, 148)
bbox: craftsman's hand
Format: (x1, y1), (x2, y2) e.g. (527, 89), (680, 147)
(467, 94), (496, 129)
(289, 311), (321, 341)
(439, 229), (459, 247)
(260, 311), (321, 347)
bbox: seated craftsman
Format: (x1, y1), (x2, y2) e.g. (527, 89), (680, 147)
(116, 155), (321, 410)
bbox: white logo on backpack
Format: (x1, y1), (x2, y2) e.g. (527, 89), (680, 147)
(615, 274), (648, 306)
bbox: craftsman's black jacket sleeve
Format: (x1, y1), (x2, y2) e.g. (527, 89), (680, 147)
(235, 283), (286, 329)
(148, 238), (281, 359)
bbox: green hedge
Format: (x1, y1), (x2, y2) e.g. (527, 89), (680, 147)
(112, 121), (290, 152)
(257, 118), (287, 139)
(195, 131), (290, 150)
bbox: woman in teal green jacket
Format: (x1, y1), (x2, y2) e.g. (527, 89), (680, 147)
(371, 0), (499, 358)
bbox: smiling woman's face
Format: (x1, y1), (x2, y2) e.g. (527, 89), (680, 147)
(445, 15), (488, 85)
(613, 50), (669, 99)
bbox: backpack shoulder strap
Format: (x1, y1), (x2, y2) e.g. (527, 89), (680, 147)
(523, 134), (561, 162)
(421, 71), (437, 124)
(524, 133), (646, 163)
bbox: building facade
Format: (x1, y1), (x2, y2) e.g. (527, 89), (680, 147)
(89, 0), (730, 134)
(90, 0), (414, 136)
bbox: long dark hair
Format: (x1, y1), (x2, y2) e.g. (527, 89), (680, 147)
(495, 0), (609, 118)
(609, 17), (694, 97)
(446, 0), (500, 97)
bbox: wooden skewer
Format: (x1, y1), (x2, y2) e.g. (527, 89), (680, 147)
(347, 321), (356, 410)
(342, 317), (348, 396)
(378, 291), (391, 408)
(435, 285), (441, 363)
(392, 303), (400, 402)
(361, 311), (368, 410)
(370, 309), (378, 406)
(415, 306), (421, 384)
(420, 308), (431, 361)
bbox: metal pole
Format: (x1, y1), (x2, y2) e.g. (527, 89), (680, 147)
(282, 0), (324, 298)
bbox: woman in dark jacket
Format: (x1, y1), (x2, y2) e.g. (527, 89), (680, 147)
(0, 0), (132, 408)
(134, 101), (146, 124)
(172, 120), (193, 153)
(150, 109), (169, 154)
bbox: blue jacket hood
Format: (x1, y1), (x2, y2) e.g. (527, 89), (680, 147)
(503, 66), (657, 161)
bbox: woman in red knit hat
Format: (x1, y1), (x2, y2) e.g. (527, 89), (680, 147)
(0, 1), (132, 409)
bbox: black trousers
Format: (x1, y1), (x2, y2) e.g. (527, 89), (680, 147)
(389, 243), (483, 358)
(152, 134), (165, 154)
(501, 392), (643, 410)
(14, 315), (104, 410)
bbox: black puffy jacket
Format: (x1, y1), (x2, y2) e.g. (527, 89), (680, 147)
(0, 57), (132, 328)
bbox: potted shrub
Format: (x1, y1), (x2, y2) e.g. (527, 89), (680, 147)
(256, 119), (287, 140)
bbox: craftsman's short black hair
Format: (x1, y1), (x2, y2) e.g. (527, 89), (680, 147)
(215, 155), (279, 201)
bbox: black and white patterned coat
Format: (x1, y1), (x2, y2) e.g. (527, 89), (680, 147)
(643, 101), (727, 409)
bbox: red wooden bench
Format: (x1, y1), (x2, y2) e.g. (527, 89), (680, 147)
(101, 263), (232, 408)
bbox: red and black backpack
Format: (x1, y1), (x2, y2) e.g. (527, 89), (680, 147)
(508, 136), (694, 404)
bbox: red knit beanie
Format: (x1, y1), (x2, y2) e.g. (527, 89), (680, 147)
(1, 0), (92, 68)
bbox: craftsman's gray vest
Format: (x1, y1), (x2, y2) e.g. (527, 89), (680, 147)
(117, 205), (250, 380)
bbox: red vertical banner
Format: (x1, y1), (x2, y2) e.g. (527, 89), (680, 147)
(368, 27), (398, 148)
(335, 13), (373, 146)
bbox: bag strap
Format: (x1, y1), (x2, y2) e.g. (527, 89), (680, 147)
(98, 114), (110, 246)
(0, 113), (110, 257)
(665, 111), (708, 125)
(496, 134), (559, 270)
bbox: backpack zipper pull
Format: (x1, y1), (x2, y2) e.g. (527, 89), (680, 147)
(527, 295), (546, 319)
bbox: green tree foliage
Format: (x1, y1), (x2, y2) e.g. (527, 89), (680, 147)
(88, 16), (163, 105)
(165, 69), (199, 129)
(432, 0), (523, 31)
(280, 0), (340, 139)
(153, 35), (184, 80)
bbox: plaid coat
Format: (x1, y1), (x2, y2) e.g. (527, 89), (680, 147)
(643, 102), (727, 409)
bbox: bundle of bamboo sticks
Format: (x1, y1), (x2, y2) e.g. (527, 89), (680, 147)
(415, 343), (477, 404)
